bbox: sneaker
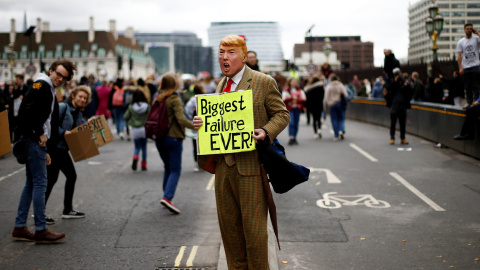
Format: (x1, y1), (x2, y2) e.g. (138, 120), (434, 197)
(62, 210), (85, 219)
(132, 156), (138, 171)
(333, 137), (339, 141)
(318, 132), (322, 139)
(46, 216), (55, 225)
(119, 132), (125, 140)
(339, 131), (345, 140)
(12, 227), (35, 241)
(400, 139), (409, 145)
(161, 198), (180, 214)
(287, 138), (295, 145)
(390, 139), (395, 145)
(34, 229), (66, 244)
(141, 161), (147, 171)
(313, 133), (319, 139)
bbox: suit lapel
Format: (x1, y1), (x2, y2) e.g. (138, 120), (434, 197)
(236, 66), (253, 91)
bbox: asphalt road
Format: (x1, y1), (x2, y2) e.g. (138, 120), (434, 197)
(1, 115), (480, 270)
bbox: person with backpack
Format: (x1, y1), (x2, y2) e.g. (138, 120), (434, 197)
(151, 73), (194, 214)
(282, 77), (306, 145)
(109, 78), (127, 140)
(45, 85), (92, 224)
(124, 90), (150, 171)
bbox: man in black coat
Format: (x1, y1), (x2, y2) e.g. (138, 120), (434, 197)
(12, 59), (76, 244)
(386, 68), (413, 145)
(440, 71), (465, 107)
(7, 74), (28, 142)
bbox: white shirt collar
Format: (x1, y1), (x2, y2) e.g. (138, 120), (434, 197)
(226, 65), (246, 92)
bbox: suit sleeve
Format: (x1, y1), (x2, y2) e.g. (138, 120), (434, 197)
(262, 77), (290, 140)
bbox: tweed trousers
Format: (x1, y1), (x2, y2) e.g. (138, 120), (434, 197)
(215, 158), (269, 270)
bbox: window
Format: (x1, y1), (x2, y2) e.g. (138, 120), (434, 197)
(438, 4), (449, 8)
(38, 45), (45, 52)
(467, 12), (480, 17)
(64, 50), (71, 58)
(73, 44), (80, 52)
(97, 48), (106, 57)
(452, 12), (465, 17)
(451, 4), (465, 9)
(440, 12), (450, 17)
(81, 50), (88, 57)
(91, 43), (98, 51)
(467, 3), (480, 8)
(452, 20), (466, 25)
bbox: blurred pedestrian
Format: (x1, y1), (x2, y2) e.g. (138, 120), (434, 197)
(8, 74), (27, 142)
(411, 72), (425, 101)
(124, 90), (150, 171)
(283, 77), (306, 145)
(184, 84), (205, 171)
(155, 73), (194, 214)
(384, 49), (400, 86)
(109, 78), (127, 140)
(439, 71), (464, 107)
(371, 76), (384, 98)
(428, 78), (444, 104)
(246, 50), (260, 71)
(385, 68), (413, 145)
(304, 76), (325, 138)
(453, 97), (480, 140)
(137, 78), (152, 104)
(96, 81), (112, 118)
(324, 74), (349, 140)
(45, 85), (92, 223)
(457, 23), (480, 107)
(13, 59), (75, 243)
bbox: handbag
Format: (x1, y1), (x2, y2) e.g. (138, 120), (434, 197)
(13, 138), (29, 164)
(257, 139), (310, 194)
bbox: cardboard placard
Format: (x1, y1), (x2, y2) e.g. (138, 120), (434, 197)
(71, 115), (114, 148)
(0, 110), (12, 156)
(65, 129), (100, 162)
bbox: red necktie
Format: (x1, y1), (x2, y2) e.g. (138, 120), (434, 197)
(223, 79), (233, 93)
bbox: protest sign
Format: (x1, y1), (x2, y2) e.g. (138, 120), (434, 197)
(0, 110), (11, 156)
(65, 129), (99, 162)
(196, 90), (255, 155)
(71, 115), (113, 148)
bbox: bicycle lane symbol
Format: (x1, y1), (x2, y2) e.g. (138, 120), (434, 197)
(316, 192), (390, 209)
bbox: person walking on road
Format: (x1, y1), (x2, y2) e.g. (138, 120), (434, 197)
(304, 76), (325, 138)
(457, 23), (480, 107)
(45, 85), (92, 224)
(154, 73), (194, 214)
(12, 59), (76, 243)
(95, 80), (112, 118)
(324, 74), (349, 141)
(184, 84), (205, 171)
(193, 35), (289, 269)
(124, 90), (150, 171)
(385, 68), (414, 145)
(283, 77), (306, 145)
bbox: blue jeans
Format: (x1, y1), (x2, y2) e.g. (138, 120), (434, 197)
(134, 138), (147, 161)
(113, 107), (126, 134)
(330, 102), (346, 138)
(288, 108), (301, 138)
(15, 140), (48, 231)
(155, 137), (183, 201)
(463, 66), (480, 105)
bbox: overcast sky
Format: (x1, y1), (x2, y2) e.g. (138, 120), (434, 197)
(0, 0), (418, 66)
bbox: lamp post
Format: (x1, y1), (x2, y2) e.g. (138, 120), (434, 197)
(7, 42), (15, 82)
(306, 25), (315, 63)
(425, 0), (444, 62)
(323, 37), (332, 64)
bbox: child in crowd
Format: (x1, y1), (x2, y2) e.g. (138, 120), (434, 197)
(124, 90), (150, 171)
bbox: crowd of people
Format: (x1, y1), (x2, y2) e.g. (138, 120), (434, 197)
(1, 24), (478, 268)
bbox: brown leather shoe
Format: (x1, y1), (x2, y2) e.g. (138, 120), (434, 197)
(389, 139), (395, 145)
(401, 139), (409, 145)
(34, 229), (66, 244)
(12, 227), (35, 241)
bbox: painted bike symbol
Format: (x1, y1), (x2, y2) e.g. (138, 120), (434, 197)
(316, 192), (390, 209)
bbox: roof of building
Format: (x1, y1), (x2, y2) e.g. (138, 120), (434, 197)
(1, 31), (142, 54)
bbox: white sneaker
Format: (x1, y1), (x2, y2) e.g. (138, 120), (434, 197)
(313, 133), (319, 139)
(339, 131), (345, 140)
(119, 132), (124, 140)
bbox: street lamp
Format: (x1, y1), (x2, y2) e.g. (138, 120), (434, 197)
(425, 0), (444, 62)
(306, 24), (315, 63)
(323, 37), (332, 64)
(7, 42), (15, 82)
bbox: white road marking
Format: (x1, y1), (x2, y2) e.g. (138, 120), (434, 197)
(308, 168), (342, 183)
(0, 167), (25, 182)
(88, 161), (103, 165)
(186, 246), (199, 267)
(349, 143), (378, 162)
(390, 172), (446, 212)
(175, 246), (187, 267)
(206, 175), (215, 190)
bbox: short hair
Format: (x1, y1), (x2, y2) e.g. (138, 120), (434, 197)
(465, 23), (473, 29)
(247, 51), (257, 57)
(15, 74), (24, 81)
(220, 35), (247, 59)
(49, 59), (77, 81)
(69, 85), (91, 105)
(412, 71), (419, 80)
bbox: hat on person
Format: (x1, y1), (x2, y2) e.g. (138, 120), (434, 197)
(393, 67), (401, 75)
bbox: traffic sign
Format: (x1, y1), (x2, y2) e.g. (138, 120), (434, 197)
(306, 64), (317, 74)
(25, 64), (37, 76)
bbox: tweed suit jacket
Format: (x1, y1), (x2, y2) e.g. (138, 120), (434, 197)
(198, 66), (290, 176)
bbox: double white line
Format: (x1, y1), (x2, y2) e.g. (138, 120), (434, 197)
(175, 246), (199, 267)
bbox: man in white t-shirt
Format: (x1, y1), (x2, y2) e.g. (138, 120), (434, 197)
(457, 23), (480, 107)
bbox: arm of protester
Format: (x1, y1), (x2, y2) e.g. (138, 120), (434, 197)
(172, 96), (194, 129)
